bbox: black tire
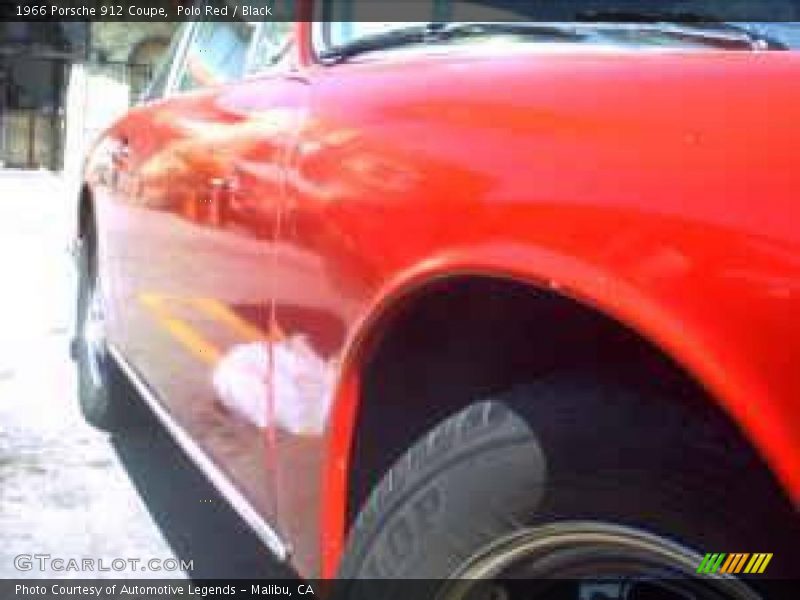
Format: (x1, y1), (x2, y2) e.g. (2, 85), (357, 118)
(337, 371), (799, 597)
(74, 232), (142, 432)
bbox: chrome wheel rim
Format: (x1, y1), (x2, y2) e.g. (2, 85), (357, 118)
(83, 280), (107, 388)
(439, 523), (760, 600)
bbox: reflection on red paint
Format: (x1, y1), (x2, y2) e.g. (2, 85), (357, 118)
(213, 337), (335, 436)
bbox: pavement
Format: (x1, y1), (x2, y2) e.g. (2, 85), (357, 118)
(0, 170), (292, 580)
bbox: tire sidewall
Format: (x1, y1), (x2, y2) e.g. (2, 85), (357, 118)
(337, 374), (798, 588)
(75, 237), (116, 429)
(339, 401), (548, 584)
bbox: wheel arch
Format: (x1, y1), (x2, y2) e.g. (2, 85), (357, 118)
(319, 244), (797, 577)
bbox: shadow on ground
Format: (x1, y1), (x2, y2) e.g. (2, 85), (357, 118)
(111, 418), (297, 580)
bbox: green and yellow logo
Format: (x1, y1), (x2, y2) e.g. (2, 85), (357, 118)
(697, 553), (773, 575)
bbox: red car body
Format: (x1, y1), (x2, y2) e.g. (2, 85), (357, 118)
(81, 22), (800, 578)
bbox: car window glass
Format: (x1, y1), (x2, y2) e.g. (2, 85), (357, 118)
(248, 22), (294, 74)
(176, 21), (256, 92)
(141, 24), (189, 102)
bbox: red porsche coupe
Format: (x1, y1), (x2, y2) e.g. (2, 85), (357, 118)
(72, 4), (799, 596)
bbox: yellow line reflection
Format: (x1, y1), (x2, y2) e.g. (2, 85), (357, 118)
(161, 316), (221, 365)
(190, 297), (282, 342)
(139, 292), (286, 366)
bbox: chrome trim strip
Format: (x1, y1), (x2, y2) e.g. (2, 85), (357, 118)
(108, 344), (290, 561)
